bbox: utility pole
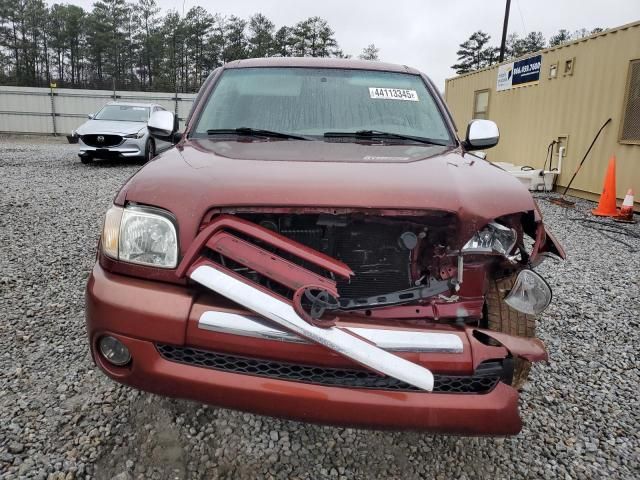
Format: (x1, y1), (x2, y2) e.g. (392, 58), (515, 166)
(499, 0), (512, 62)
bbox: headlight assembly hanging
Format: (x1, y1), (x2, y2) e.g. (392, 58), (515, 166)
(462, 221), (517, 256)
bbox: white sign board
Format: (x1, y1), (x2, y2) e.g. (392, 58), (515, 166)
(497, 64), (513, 91)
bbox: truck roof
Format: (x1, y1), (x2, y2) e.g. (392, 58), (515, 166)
(223, 57), (422, 75)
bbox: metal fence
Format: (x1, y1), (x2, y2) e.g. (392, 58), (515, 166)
(0, 86), (197, 136)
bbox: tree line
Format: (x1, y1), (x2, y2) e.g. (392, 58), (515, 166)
(451, 27), (604, 74)
(0, 0), (380, 92)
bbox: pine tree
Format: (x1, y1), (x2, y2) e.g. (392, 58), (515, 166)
(248, 13), (275, 58)
(451, 31), (493, 74)
(548, 29), (572, 47)
(222, 15), (247, 63)
(359, 44), (379, 61)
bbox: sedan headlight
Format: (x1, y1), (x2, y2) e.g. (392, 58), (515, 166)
(124, 129), (145, 139)
(462, 221), (517, 255)
(102, 205), (178, 268)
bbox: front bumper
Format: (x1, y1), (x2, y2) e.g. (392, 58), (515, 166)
(78, 137), (144, 158)
(86, 263), (527, 434)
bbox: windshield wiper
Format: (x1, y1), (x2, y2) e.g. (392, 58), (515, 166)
(324, 130), (449, 146)
(206, 127), (312, 140)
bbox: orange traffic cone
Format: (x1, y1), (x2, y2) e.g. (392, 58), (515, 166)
(592, 155), (619, 217)
(614, 188), (636, 223)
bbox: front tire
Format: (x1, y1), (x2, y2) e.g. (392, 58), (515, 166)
(485, 274), (536, 389)
(144, 139), (155, 163)
(79, 155), (92, 164)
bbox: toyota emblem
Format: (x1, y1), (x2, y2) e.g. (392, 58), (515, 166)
(97, 135), (104, 143)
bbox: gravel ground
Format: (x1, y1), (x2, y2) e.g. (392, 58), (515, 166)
(1, 137), (639, 480)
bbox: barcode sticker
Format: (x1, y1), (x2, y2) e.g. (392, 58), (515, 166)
(369, 87), (419, 101)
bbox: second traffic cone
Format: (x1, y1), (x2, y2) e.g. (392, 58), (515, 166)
(592, 155), (619, 217)
(614, 188), (636, 223)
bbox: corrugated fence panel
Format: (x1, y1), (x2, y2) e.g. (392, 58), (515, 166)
(0, 87), (54, 134)
(0, 86), (197, 135)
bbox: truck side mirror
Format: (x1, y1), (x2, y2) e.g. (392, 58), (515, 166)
(148, 111), (179, 143)
(464, 119), (499, 150)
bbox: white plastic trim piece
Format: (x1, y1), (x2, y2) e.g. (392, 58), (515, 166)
(199, 311), (463, 353)
(190, 265), (435, 391)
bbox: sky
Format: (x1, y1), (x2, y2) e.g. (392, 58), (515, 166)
(48, 0), (640, 89)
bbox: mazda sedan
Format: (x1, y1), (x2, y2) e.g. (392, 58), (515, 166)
(74, 102), (172, 164)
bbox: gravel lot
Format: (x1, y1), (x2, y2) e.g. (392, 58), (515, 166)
(1, 137), (638, 480)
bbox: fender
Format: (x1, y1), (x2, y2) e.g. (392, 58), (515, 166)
(475, 329), (548, 362)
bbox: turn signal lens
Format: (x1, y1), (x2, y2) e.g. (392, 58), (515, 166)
(504, 269), (552, 315)
(102, 205), (124, 259)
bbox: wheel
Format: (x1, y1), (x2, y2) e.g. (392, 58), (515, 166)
(79, 155), (92, 164)
(144, 138), (155, 163)
(485, 273), (536, 389)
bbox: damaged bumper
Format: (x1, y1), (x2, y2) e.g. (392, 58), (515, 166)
(87, 256), (546, 434)
(93, 331), (523, 434)
(86, 211), (554, 434)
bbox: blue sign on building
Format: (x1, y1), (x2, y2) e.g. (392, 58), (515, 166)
(497, 54), (542, 91)
(512, 55), (542, 85)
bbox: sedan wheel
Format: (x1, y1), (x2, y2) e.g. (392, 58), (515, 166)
(145, 139), (155, 163)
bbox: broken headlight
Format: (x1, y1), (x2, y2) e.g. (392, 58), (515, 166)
(102, 205), (178, 268)
(504, 269), (552, 315)
(462, 222), (517, 255)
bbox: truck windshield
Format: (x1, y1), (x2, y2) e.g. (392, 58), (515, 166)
(193, 68), (453, 143)
(95, 105), (150, 122)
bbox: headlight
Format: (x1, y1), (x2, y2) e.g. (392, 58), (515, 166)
(125, 129), (145, 139)
(462, 221), (517, 255)
(102, 205), (178, 268)
(504, 269), (552, 315)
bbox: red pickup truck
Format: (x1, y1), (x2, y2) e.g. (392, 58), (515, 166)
(86, 57), (564, 435)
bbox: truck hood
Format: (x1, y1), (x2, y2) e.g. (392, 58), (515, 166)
(117, 139), (536, 250)
(76, 119), (146, 136)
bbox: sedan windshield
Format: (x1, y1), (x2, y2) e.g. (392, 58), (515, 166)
(193, 68), (453, 143)
(95, 105), (150, 122)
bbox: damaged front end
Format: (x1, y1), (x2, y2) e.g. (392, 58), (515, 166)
(176, 208), (560, 401)
(86, 203), (566, 434)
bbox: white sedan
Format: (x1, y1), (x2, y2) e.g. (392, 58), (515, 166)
(73, 102), (173, 164)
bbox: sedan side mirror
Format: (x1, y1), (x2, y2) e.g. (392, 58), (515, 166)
(464, 119), (499, 150)
(87, 113), (95, 119)
(148, 111), (179, 143)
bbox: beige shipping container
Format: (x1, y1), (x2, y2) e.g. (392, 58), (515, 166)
(445, 20), (640, 211)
